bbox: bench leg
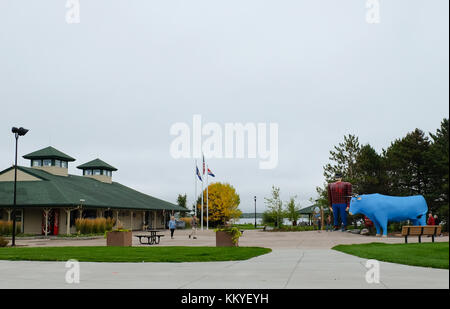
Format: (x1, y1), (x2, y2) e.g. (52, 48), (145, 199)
(432, 235), (435, 243)
(405, 236), (408, 244)
(418, 235), (421, 243)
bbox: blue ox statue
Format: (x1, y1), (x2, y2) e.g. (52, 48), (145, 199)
(349, 193), (428, 237)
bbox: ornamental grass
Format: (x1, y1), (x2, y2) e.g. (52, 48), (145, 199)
(75, 218), (116, 235)
(0, 220), (22, 236)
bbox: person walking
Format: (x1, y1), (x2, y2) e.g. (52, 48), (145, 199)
(189, 215), (198, 239)
(314, 212), (322, 232)
(328, 172), (352, 232)
(434, 215), (442, 237)
(427, 213), (435, 226)
(434, 214), (440, 226)
(325, 215), (333, 232)
(169, 216), (176, 239)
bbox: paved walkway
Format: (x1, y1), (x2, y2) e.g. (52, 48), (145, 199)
(1, 230), (448, 289)
(11, 229), (449, 249)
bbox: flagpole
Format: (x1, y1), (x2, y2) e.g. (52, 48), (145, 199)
(201, 175), (204, 230)
(194, 159), (197, 217)
(206, 164), (209, 230)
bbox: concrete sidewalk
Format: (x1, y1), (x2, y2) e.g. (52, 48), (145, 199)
(2, 230), (448, 289)
(1, 248), (448, 289)
(11, 229), (449, 249)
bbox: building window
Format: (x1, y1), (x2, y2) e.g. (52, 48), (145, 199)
(61, 161), (68, 168)
(93, 169), (101, 175)
(84, 170), (92, 176)
(43, 159), (52, 166)
(32, 160), (42, 167)
(105, 170), (111, 177)
(83, 209), (97, 219)
(55, 159), (61, 167)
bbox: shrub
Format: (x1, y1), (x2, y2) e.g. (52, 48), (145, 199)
(388, 221), (408, 233)
(269, 225), (316, 232)
(105, 217), (116, 231)
(0, 236), (8, 247)
(75, 218), (115, 235)
(179, 217), (192, 229)
(0, 221), (22, 236)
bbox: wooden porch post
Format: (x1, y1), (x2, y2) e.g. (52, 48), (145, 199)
(130, 210), (134, 231)
(320, 206), (324, 231)
(43, 208), (51, 236)
(64, 208), (72, 235)
(20, 209), (24, 233)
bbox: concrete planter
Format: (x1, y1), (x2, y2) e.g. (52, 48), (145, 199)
(106, 231), (132, 247)
(216, 231), (238, 247)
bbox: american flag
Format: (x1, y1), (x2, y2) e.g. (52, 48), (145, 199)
(202, 154), (206, 175)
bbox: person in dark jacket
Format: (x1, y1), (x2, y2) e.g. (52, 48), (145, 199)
(434, 214), (440, 226)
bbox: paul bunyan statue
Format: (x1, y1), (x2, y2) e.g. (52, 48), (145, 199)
(327, 173), (353, 232)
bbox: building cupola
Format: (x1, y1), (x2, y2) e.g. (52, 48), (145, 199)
(23, 146), (75, 176)
(77, 158), (117, 184)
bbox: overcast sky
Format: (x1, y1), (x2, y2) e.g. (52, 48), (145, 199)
(0, 0), (448, 213)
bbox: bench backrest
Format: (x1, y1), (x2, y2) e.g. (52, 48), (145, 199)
(401, 225), (441, 236)
(422, 226), (441, 235)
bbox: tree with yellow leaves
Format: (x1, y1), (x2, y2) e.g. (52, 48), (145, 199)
(196, 182), (241, 227)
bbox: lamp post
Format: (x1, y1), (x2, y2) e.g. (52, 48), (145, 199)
(11, 127), (29, 247)
(254, 196), (257, 229)
(78, 199), (85, 218)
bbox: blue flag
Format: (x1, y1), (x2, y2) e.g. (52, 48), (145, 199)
(196, 166), (202, 181)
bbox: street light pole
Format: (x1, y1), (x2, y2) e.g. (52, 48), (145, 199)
(11, 127), (28, 247)
(254, 196), (257, 229)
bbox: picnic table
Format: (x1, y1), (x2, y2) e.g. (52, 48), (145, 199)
(135, 230), (165, 245)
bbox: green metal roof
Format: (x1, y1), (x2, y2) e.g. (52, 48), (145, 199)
(23, 146), (76, 162)
(77, 158), (118, 171)
(0, 166), (186, 212)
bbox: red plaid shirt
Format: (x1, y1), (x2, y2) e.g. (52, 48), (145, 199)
(327, 181), (352, 208)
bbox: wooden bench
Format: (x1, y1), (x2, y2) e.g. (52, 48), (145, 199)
(401, 225), (441, 243)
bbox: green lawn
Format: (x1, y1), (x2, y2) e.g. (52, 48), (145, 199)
(333, 242), (449, 269)
(0, 246), (271, 263)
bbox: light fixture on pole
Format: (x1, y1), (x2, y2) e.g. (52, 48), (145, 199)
(78, 199), (85, 218)
(11, 127), (29, 247)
